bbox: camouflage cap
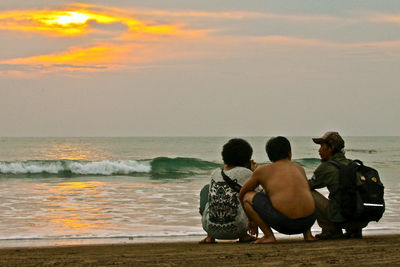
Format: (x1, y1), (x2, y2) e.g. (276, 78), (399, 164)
(312, 131), (345, 150)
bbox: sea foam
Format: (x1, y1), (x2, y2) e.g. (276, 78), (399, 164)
(0, 160), (151, 175)
(0, 157), (221, 176)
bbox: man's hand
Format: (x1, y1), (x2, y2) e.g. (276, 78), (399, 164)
(248, 220), (259, 238)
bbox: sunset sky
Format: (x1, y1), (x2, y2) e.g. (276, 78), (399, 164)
(1, 1), (399, 136)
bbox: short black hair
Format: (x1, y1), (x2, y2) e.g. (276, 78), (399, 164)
(221, 138), (253, 167)
(266, 136), (291, 162)
(326, 142), (343, 154)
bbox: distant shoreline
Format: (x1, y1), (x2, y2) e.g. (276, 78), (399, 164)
(1, 235), (399, 266)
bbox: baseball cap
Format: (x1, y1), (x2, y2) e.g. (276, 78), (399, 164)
(312, 131), (345, 150)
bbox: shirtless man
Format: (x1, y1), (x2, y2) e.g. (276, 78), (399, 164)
(239, 136), (316, 243)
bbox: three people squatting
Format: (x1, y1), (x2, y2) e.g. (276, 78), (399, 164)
(200, 132), (377, 243)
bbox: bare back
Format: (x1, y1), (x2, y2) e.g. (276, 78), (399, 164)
(253, 159), (315, 219)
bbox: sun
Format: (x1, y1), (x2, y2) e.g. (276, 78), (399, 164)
(56, 12), (89, 25)
(47, 11), (90, 26)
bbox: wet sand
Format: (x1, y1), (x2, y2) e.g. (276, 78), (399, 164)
(0, 234), (399, 266)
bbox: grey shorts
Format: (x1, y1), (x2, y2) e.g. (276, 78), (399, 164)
(252, 192), (316, 235)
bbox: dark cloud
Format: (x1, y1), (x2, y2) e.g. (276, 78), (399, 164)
(87, 20), (129, 37)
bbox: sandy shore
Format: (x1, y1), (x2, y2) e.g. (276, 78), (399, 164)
(0, 235), (399, 266)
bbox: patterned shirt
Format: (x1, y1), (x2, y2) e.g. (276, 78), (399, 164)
(201, 167), (252, 239)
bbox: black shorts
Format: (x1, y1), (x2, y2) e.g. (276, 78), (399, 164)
(252, 192), (316, 235)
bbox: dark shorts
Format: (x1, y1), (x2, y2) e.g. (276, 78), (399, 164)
(252, 192), (316, 235)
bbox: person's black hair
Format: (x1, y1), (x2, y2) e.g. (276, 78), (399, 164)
(266, 136), (291, 162)
(221, 138), (253, 167)
(326, 142), (343, 154)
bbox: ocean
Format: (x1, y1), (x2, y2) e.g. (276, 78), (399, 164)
(0, 137), (398, 247)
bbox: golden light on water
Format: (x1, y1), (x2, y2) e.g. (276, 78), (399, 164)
(34, 181), (162, 233)
(37, 181), (113, 232)
(43, 143), (105, 161)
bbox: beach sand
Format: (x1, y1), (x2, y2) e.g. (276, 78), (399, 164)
(0, 234), (399, 266)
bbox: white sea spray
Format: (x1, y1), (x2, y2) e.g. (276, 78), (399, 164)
(0, 160), (151, 175)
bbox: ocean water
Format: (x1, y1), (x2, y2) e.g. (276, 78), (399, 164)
(0, 137), (398, 246)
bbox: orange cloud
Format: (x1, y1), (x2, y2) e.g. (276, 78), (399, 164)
(0, 6), (202, 38)
(0, 4), (209, 74)
(368, 13), (400, 24)
(0, 44), (137, 72)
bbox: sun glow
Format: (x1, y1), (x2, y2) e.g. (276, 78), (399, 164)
(0, 9), (121, 36)
(0, 7), (189, 37)
(45, 11), (90, 25)
(0, 4), (206, 74)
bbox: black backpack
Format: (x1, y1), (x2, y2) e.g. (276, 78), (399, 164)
(329, 159), (385, 222)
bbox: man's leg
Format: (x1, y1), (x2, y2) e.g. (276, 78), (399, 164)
(199, 184), (209, 216)
(342, 221), (368, 238)
(303, 228), (316, 241)
(199, 234), (216, 244)
(242, 191), (276, 243)
(311, 190), (343, 238)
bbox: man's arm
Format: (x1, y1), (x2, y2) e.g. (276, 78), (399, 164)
(296, 164), (309, 183)
(239, 169), (262, 238)
(239, 169), (261, 204)
(308, 163), (336, 189)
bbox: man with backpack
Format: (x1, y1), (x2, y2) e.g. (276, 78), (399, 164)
(309, 131), (370, 239)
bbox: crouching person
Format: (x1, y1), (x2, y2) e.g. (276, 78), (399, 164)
(239, 136), (316, 243)
(199, 138), (257, 243)
(309, 131), (369, 239)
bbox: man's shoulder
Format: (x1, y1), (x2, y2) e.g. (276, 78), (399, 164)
(210, 168), (221, 176)
(255, 163), (273, 172)
(254, 161), (294, 177)
(330, 152), (350, 163)
(291, 161), (305, 170)
(252, 164), (271, 178)
(228, 166), (252, 177)
(315, 161), (338, 176)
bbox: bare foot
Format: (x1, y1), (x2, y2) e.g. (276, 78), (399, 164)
(238, 234), (257, 243)
(303, 230), (317, 241)
(304, 235), (317, 242)
(252, 236), (276, 244)
(199, 236), (216, 244)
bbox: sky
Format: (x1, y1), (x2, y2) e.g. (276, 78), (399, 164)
(0, 1), (399, 137)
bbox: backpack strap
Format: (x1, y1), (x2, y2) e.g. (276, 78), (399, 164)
(328, 159), (363, 169)
(220, 169), (242, 193)
(352, 159), (364, 166)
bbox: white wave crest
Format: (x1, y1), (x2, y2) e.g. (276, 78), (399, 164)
(0, 161), (64, 174)
(0, 160), (151, 175)
(67, 160), (151, 175)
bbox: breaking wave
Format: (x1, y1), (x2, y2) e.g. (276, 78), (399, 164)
(0, 157), (222, 177)
(346, 149), (377, 154)
(293, 158), (321, 168)
(0, 157), (344, 177)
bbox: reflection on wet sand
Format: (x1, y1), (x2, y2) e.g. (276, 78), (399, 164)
(35, 181), (113, 234)
(1, 175), (202, 241)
